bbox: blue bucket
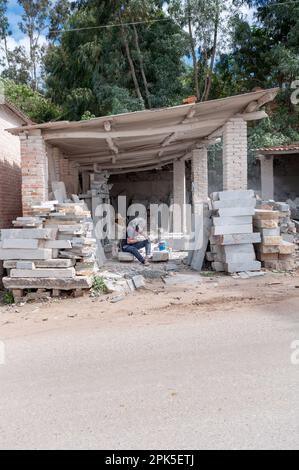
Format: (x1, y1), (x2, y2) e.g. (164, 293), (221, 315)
(159, 241), (167, 251)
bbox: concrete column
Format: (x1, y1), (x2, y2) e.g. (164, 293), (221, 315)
(192, 146), (208, 210)
(173, 160), (186, 233)
(223, 118), (248, 191)
(20, 130), (48, 215)
(259, 154), (274, 200)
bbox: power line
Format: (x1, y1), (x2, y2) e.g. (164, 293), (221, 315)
(47, 1), (299, 35)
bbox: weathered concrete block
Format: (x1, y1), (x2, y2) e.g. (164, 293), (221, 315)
(217, 208), (255, 217)
(44, 240), (72, 249)
(254, 210), (279, 220)
(225, 260), (261, 273)
(16, 261), (35, 270)
(212, 261), (224, 272)
(118, 252), (134, 262)
(210, 233), (261, 246)
(261, 228), (280, 237)
(262, 236), (283, 246)
(256, 244), (279, 254)
(212, 224), (253, 236)
(213, 216), (252, 226)
(253, 219), (278, 229)
(212, 199), (256, 210)
(152, 251), (169, 262)
(3, 276), (92, 290)
(10, 268), (76, 279)
(1, 229), (57, 240)
(211, 190), (254, 201)
(1, 239), (40, 250)
(278, 241), (296, 255)
(132, 275), (145, 289)
(0, 249), (53, 260)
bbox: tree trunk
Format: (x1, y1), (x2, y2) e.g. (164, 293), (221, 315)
(133, 24), (151, 108)
(202, 4), (220, 102)
(120, 22), (143, 103)
(188, 16), (200, 101)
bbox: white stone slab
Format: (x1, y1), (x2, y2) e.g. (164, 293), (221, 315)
(225, 261), (261, 273)
(16, 261), (35, 270)
(212, 224), (253, 236)
(210, 233), (261, 245)
(217, 208), (255, 217)
(11, 268), (76, 279)
(1, 239), (40, 250)
(212, 199), (256, 210)
(213, 216), (252, 226)
(44, 240), (72, 249)
(1, 229), (57, 240)
(212, 190), (255, 201)
(0, 249), (53, 260)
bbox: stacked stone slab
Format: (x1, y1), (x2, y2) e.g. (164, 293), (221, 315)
(253, 209), (296, 271)
(208, 190), (261, 273)
(0, 201), (97, 297)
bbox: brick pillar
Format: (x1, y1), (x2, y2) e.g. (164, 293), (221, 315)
(259, 154), (274, 200)
(223, 118), (248, 191)
(173, 160), (186, 233)
(52, 147), (61, 181)
(21, 131), (48, 215)
(192, 147), (208, 210)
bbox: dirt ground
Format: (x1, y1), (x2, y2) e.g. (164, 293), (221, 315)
(1, 269), (299, 340)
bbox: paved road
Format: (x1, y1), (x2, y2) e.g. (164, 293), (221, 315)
(1, 298), (299, 450)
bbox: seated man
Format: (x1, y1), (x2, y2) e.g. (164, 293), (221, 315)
(121, 217), (151, 265)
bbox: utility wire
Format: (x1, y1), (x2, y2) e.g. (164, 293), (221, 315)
(47, 1), (299, 35)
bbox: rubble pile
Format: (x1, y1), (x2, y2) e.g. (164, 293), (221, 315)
(0, 201), (98, 300)
(207, 190), (262, 273)
(253, 209), (297, 271)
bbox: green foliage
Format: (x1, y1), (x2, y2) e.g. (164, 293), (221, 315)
(3, 79), (62, 123)
(92, 276), (108, 295)
(2, 291), (15, 305)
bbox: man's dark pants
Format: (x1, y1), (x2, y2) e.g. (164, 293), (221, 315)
(122, 240), (151, 264)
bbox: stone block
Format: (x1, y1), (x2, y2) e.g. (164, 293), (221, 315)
(118, 252), (134, 262)
(212, 199), (256, 210)
(16, 261), (35, 270)
(256, 244), (279, 254)
(3, 276), (92, 290)
(10, 268), (76, 279)
(253, 219), (278, 229)
(212, 261), (224, 272)
(152, 251), (169, 262)
(261, 228), (280, 237)
(262, 236), (283, 246)
(210, 233), (261, 246)
(0, 249), (53, 260)
(1, 239), (40, 250)
(217, 208), (255, 217)
(213, 216), (252, 226)
(212, 225), (253, 236)
(44, 240), (72, 249)
(225, 261), (261, 273)
(3, 259), (75, 269)
(254, 210), (279, 220)
(132, 275), (146, 289)
(278, 241), (296, 255)
(1, 229), (57, 240)
(211, 190), (254, 201)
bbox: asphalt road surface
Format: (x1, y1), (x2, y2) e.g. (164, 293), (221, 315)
(1, 297), (299, 450)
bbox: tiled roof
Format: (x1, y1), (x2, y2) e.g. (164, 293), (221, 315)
(257, 144), (299, 154)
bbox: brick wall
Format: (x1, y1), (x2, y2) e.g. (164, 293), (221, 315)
(192, 147), (208, 208)
(0, 105), (25, 284)
(21, 131), (49, 215)
(223, 118), (248, 191)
